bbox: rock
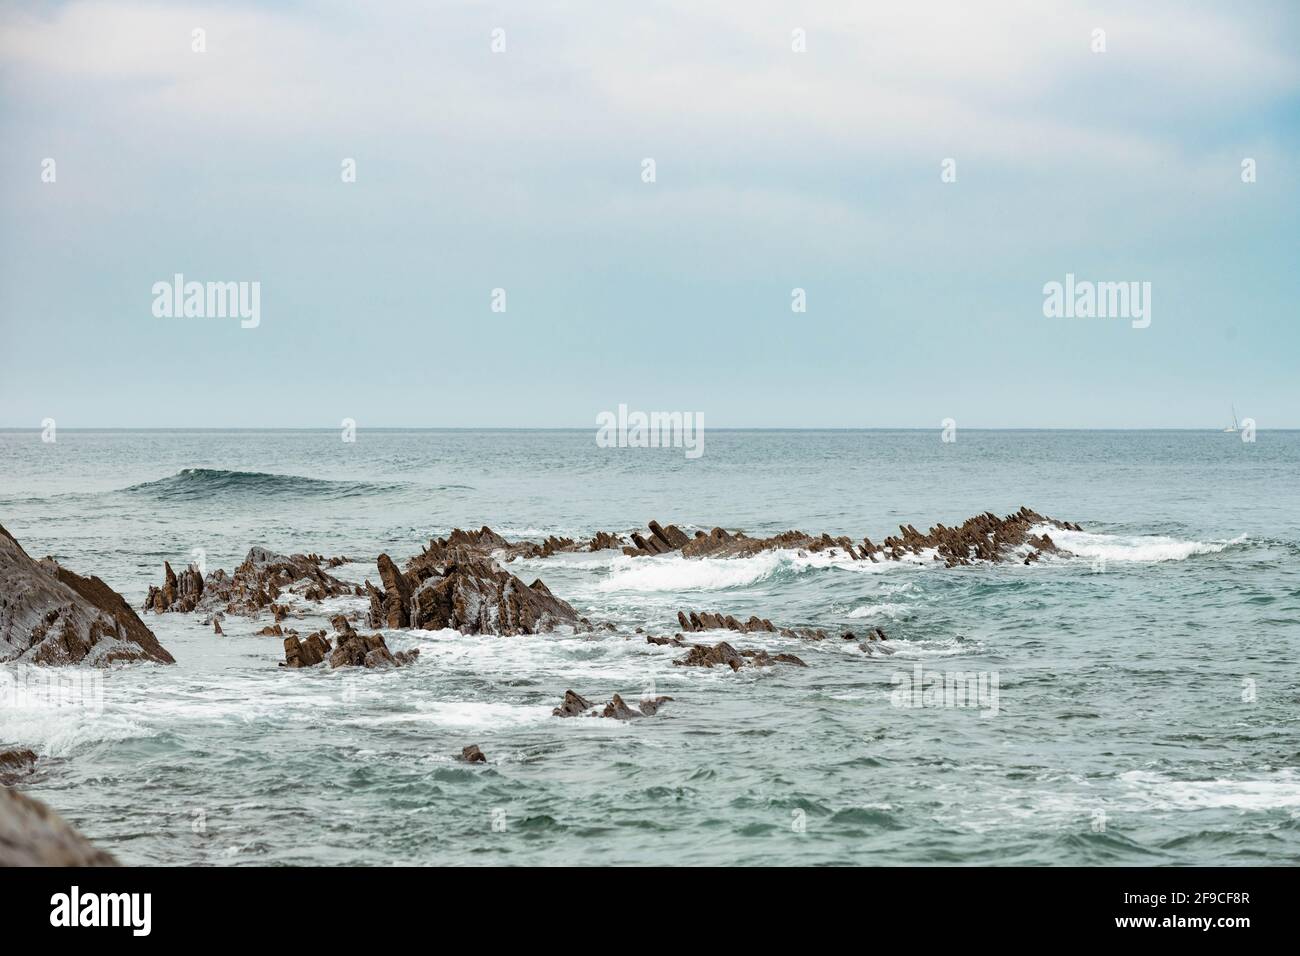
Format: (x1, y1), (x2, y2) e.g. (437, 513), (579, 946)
(553, 689), (669, 719)
(675, 640), (746, 671)
(620, 508), (1079, 566)
(144, 560), (205, 613)
(460, 744), (487, 763)
(0, 787), (118, 866)
(146, 546), (356, 619)
(552, 689), (593, 717)
(636, 695), (674, 716)
(213, 618), (223, 635)
(0, 747), (38, 786)
(257, 624), (283, 637)
(674, 640), (805, 670)
(282, 631), (331, 668)
(406, 548), (580, 635)
(601, 693), (642, 720)
(375, 554), (411, 629)
(0, 524), (174, 666)
(675, 608), (825, 641)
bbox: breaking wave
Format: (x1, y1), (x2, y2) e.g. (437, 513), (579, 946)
(1038, 526), (1246, 563)
(121, 468), (401, 501)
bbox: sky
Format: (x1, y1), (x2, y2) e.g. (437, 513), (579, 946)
(0, 0), (1297, 428)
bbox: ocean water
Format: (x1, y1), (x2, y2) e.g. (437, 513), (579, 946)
(1, 428), (1297, 866)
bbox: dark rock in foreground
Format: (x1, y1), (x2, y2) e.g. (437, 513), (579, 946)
(551, 689), (672, 720)
(0, 524), (174, 666)
(0, 787), (118, 866)
(0, 747), (38, 786)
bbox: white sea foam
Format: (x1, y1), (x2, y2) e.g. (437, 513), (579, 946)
(847, 602), (908, 620)
(594, 547), (910, 593)
(1036, 525), (1244, 563)
(1120, 770), (1300, 811)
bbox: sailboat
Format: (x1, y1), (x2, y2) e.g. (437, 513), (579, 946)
(1223, 405), (1238, 433)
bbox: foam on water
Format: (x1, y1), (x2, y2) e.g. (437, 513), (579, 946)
(1035, 525), (1245, 563)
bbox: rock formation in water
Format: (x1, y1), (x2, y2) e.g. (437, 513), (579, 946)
(0, 787), (118, 866)
(144, 547), (360, 618)
(675, 609), (834, 642)
(395, 525), (627, 564)
(459, 744), (487, 763)
(281, 616), (418, 669)
(620, 507), (1079, 567)
(0, 524), (175, 666)
(671, 639), (807, 671)
(366, 544), (582, 636)
(551, 689), (672, 720)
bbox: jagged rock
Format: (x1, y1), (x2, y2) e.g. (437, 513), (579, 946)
(375, 554), (411, 628)
(601, 693), (642, 720)
(145, 546), (355, 618)
(676, 609), (827, 642)
(369, 547), (579, 635)
(552, 689), (593, 717)
(460, 744), (487, 763)
(213, 617), (223, 635)
(551, 689), (671, 719)
(144, 560), (205, 613)
(0, 748), (37, 786)
(637, 696), (674, 716)
(621, 508), (1079, 566)
(0, 787), (118, 866)
(0, 524), (174, 666)
(282, 631), (331, 668)
(673, 640), (805, 670)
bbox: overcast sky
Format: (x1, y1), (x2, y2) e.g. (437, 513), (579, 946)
(1, 0), (1297, 427)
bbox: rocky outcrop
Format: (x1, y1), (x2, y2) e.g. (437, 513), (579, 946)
(367, 546), (581, 635)
(280, 616), (417, 669)
(0, 747), (37, 786)
(620, 508), (1080, 566)
(676, 609), (831, 642)
(460, 745), (486, 763)
(551, 689), (671, 720)
(0, 787), (118, 866)
(143, 560), (205, 613)
(395, 525), (627, 567)
(671, 639), (806, 671)
(0, 524), (175, 666)
(144, 547), (360, 618)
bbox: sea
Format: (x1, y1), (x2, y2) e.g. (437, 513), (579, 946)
(1, 428), (1297, 865)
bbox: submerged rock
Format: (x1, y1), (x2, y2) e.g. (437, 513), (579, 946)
(0, 787), (118, 866)
(0, 524), (174, 666)
(551, 689), (671, 719)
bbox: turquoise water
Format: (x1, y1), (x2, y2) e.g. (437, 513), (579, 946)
(1, 428), (1297, 865)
